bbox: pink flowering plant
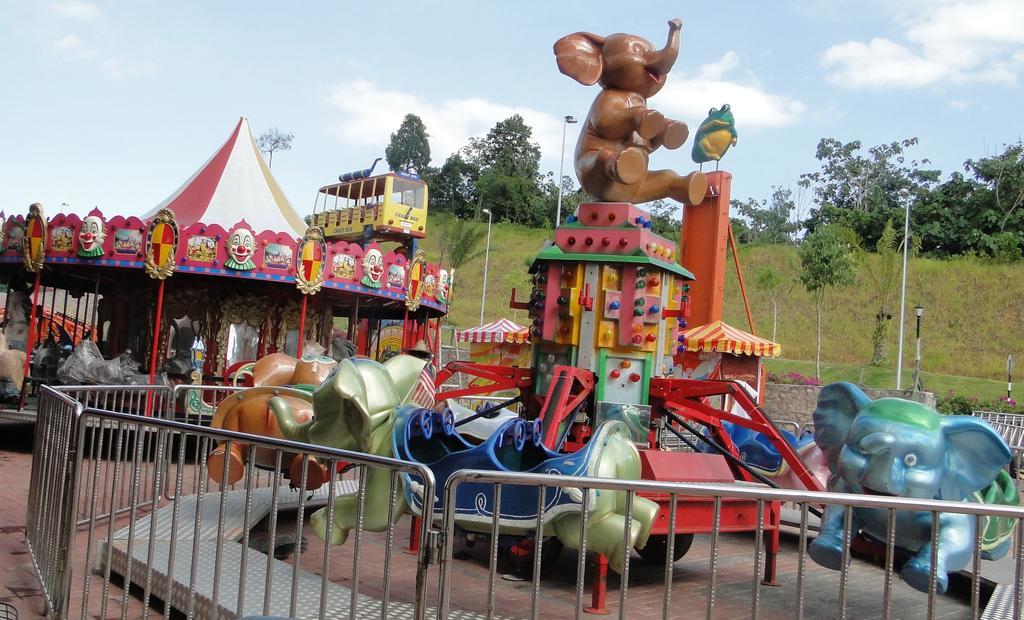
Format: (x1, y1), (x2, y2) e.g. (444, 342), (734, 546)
(936, 391), (1022, 416)
(767, 372), (822, 386)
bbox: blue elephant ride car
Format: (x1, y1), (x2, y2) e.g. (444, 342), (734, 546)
(391, 405), (658, 573)
(808, 382), (1020, 594)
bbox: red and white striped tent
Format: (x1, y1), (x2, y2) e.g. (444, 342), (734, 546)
(456, 319), (530, 344)
(143, 117), (307, 235)
(682, 320), (781, 358)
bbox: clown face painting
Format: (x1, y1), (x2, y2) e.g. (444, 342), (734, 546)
(225, 226), (256, 270)
(77, 215), (106, 258)
(423, 273), (436, 298)
(361, 248), (384, 288)
(387, 263), (405, 288)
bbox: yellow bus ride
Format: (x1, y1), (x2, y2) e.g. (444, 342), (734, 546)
(309, 168), (428, 244)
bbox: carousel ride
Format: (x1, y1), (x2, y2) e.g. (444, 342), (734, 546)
(207, 17), (1020, 608)
(0, 117), (450, 416)
(206, 18), (825, 599)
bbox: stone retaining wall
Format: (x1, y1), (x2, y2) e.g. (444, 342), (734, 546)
(763, 383), (937, 429)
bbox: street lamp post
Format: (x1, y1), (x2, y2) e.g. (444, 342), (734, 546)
(913, 304), (924, 392)
(896, 187), (912, 390)
(479, 208), (493, 325)
(555, 115), (578, 227)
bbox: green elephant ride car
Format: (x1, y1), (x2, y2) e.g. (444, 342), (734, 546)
(262, 353), (656, 573)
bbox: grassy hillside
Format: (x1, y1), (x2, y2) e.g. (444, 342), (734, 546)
(421, 216), (1023, 390)
(722, 244), (1023, 385)
(419, 216), (550, 327)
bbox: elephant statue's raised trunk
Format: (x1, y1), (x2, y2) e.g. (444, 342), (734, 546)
(645, 19), (681, 77)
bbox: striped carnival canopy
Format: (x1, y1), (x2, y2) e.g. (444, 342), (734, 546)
(457, 318), (530, 344)
(682, 320), (781, 358)
(142, 117), (307, 235)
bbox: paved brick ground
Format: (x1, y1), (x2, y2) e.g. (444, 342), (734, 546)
(0, 423), (48, 619)
(1, 418), (1007, 619)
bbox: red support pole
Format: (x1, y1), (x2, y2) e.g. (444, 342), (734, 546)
(434, 318), (442, 366)
(405, 515), (422, 554)
(296, 294), (309, 359)
(585, 553), (610, 614)
(147, 279), (166, 384)
(728, 225), (757, 335)
(22, 271), (43, 379)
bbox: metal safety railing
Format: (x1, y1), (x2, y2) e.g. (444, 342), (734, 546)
(26, 386), (437, 620)
(25, 383), (1024, 619)
(437, 469), (1024, 620)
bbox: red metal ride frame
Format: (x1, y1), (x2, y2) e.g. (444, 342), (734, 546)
(433, 362), (534, 403)
(649, 377), (824, 493)
(536, 366), (595, 449)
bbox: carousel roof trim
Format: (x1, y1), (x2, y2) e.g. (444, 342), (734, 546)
(144, 117), (307, 236)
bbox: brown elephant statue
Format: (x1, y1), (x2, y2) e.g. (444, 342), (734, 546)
(554, 18), (707, 205)
(207, 352), (338, 489)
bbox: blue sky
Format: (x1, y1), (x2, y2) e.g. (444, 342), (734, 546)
(1, 0), (1022, 220)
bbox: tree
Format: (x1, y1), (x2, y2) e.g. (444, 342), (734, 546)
(646, 199), (681, 239)
(799, 226), (857, 378)
(754, 266), (786, 343)
(732, 186), (799, 244)
(967, 142), (1024, 234)
(434, 215), (488, 314)
(540, 172), (585, 226)
(462, 115), (546, 225)
(799, 137), (940, 247)
(861, 219), (901, 366)
(915, 143), (1024, 260)
(256, 127), (294, 169)
(436, 216), (487, 274)
(426, 153), (479, 218)
(465, 114), (541, 178)
(385, 114), (431, 174)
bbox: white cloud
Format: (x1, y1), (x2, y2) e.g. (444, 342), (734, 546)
(822, 38), (946, 89)
(949, 99), (971, 110)
(657, 52), (807, 129)
(51, 0), (100, 20)
(51, 33), (99, 61)
(101, 58), (157, 80)
(321, 80), (565, 165)
(821, 0), (1024, 89)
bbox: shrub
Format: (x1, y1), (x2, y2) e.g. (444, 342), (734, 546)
(936, 391), (1023, 415)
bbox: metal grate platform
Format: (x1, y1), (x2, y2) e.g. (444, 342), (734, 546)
(982, 584), (1018, 619)
(98, 480), (513, 619)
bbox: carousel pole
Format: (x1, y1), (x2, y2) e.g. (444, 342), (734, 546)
(72, 294), (82, 344)
(21, 271), (42, 379)
(434, 318), (441, 368)
(91, 271), (100, 341)
(402, 308), (410, 350)
(60, 286), (69, 342)
(147, 279), (166, 384)
(296, 294), (309, 359)
(34, 285), (46, 346)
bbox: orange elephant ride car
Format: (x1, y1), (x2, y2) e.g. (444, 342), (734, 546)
(208, 352), (338, 490)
